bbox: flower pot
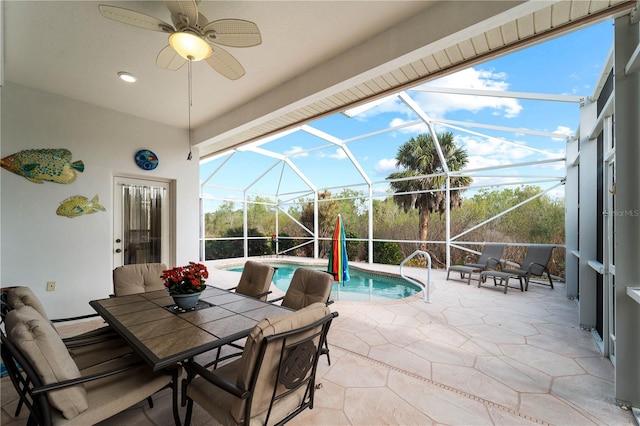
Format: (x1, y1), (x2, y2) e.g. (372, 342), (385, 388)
(172, 292), (202, 310)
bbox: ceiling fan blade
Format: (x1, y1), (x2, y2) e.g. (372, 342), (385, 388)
(205, 46), (246, 80)
(157, 45), (187, 71)
(164, 0), (199, 27)
(98, 5), (173, 32)
(203, 19), (262, 47)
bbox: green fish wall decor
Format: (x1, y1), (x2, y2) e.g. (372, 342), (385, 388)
(56, 195), (106, 218)
(1, 148), (84, 184)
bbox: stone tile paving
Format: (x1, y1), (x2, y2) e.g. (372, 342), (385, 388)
(1, 263), (635, 425)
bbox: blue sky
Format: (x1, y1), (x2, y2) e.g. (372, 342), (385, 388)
(201, 20), (614, 206)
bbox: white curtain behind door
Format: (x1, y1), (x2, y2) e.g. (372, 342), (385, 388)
(122, 184), (166, 265)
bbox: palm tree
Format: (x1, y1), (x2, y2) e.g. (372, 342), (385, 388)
(387, 131), (471, 250)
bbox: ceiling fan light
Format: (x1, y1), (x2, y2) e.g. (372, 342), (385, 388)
(169, 32), (212, 61)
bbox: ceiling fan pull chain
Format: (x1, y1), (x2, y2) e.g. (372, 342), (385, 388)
(187, 58), (193, 161)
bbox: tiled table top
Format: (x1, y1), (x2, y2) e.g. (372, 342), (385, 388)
(90, 286), (291, 370)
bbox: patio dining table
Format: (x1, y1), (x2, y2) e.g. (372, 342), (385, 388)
(89, 286), (292, 371)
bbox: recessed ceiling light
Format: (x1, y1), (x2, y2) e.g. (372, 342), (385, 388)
(117, 72), (137, 83)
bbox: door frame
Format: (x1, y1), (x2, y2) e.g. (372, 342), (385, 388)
(113, 175), (175, 268)
(602, 116), (616, 362)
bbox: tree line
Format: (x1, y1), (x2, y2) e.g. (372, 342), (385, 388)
(203, 186), (564, 277)
(203, 132), (565, 277)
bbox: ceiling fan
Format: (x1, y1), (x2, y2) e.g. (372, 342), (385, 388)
(98, 0), (261, 80)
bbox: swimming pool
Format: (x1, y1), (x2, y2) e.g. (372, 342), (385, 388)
(226, 263), (422, 302)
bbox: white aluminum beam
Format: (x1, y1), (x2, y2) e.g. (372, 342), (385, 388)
(411, 86), (584, 103)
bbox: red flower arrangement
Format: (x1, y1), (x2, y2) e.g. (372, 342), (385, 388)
(161, 262), (209, 295)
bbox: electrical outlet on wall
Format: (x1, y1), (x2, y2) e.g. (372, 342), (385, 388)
(46, 281), (56, 291)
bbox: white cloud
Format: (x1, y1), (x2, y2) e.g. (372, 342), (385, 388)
(414, 68), (523, 118)
(466, 155), (505, 170)
(457, 135), (533, 166)
(374, 158), (398, 176)
(389, 118), (428, 134)
(285, 146), (308, 157)
(551, 125), (573, 141)
(349, 66), (527, 156)
(328, 148), (348, 160)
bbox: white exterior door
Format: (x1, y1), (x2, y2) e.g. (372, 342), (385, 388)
(113, 176), (172, 267)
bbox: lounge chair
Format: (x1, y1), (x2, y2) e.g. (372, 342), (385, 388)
(480, 245), (554, 292)
(446, 244), (505, 285)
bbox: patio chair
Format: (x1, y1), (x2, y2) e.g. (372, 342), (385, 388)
(3, 286), (127, 356)
(112, 263), (167, 296)
(214, 267), (334, 369)
(1, 305), (181, 425)
(230, 260), (275, 301)
(480, 245), (554, 292)
(210, 261), (275, 367)
(272, 268), (333, 310)
(271, 267), (334, 364)
(446, 244), (505, 285)
(181, 303), (337, 426)
(2, 287), (137, 417)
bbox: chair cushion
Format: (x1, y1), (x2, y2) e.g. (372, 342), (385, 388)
(5, 306), (89, 419)
(51, 356), (176, 425)
(112, 263), (167, 296)
(281, 268), (332, 310)
(235, 261), (274, 300)
(6, 286), (50, 320)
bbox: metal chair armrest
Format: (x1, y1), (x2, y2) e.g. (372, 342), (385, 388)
(268, 295), (285, 304)
(32, 359), (145, 395)
(62, 332), (121, 348)
(51, 313), (101, 323)
(184, 361), (250, 400)
(527, 262), (549, 275)
(485, 257), (504, 270)
(231, 288), (272, 299)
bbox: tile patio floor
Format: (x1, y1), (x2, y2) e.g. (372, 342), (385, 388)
(1, 259), (636, 425)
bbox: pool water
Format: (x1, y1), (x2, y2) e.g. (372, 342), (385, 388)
(226, 263), (421, 302)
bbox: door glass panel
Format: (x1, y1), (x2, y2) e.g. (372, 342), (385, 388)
(114, 176), (171, 267)
(122, 184), (166, 264)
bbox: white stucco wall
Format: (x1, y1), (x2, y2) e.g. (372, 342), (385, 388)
(1, 83), (199, 318)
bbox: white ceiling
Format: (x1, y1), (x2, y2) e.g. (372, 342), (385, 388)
(4, 1), (637, 158)
(4, 1), (432, 125)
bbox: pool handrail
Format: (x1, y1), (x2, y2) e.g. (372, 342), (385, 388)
(400, 250), (431, 303)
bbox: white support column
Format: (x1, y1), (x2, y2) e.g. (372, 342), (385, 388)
(313, 191), (319, 259)
(578, 99), (598, 330)
(445, 176), (451, 270)
(243, 191), (248, 257)
(565, 136), (579, 299)
(613, 14), (640, 411)
(368, 184), (374, 264)
(274, 200), (279, 256)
